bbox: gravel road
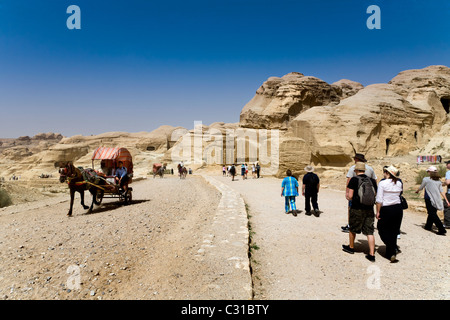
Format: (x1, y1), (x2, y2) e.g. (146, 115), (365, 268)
(1, 173), (448, 300)
(0, 175), (225, 300)
(219, 175), (450, 300)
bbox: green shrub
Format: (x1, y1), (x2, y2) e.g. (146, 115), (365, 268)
(415, 170), (428, 185)
(437, 164), (447, 177)
(0, 188), (12, 208)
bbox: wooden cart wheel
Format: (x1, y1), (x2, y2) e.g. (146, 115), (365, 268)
(124, 189), (132, 205)
(94, 189), (104, 205)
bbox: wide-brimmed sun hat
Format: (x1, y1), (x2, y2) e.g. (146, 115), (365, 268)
(304, 165), (314, 172)
(385, 165), (399, 177)
(426, 166), (438, 172)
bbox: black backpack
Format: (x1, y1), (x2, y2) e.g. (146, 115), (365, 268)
(356, 175), (376, 206)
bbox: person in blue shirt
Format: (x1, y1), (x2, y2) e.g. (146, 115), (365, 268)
(281, 169), (301, 216)
(115, 161), (129, 194)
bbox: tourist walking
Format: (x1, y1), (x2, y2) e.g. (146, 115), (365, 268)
(342, 153), (377, 233)
(376, 166), (403, 262)
(444, 160), (450, 228)
(342, 162), (377, 262)
(245, 163), (248, 179)
(256, 162), (261, 178)
(241, 164), (246, 180)
(229, 164), (236, 181)
(302, 165), (322, 217)
(281, 169), (300, 216)
(415, 166), (449, 235)
(222, 165), (226, 176)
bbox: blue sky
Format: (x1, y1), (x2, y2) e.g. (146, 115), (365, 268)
(0, 0), (449, 138)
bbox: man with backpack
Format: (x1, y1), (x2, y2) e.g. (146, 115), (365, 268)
(341, 153), (377, 233)
(342, 162), (378, 262)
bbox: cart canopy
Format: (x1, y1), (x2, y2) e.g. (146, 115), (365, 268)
(92, 147), (133, 174)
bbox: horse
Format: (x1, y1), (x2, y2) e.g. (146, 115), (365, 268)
(153, 165), (166, 179)
(177, 164), (187, 179)
(59, 162), (103, 216)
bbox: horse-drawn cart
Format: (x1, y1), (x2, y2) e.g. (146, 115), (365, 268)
(90, 147), (134, 205)
(152, 163), (167, 178)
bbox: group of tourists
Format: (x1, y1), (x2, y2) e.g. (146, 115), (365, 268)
(282, 152), (450, 263)
(342, 153), (450, 263)
(223, 162), (261, 181)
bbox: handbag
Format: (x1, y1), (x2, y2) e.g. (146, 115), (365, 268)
(400, 195), (408, 209)
(400, 181), (408, 209)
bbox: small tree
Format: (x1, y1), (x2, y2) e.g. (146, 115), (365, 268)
(0, 188), (12, 208)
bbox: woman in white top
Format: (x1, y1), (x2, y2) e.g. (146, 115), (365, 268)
(376, 165), (403, 262)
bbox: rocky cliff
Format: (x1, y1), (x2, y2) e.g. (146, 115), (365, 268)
(240, 65), (450, 177)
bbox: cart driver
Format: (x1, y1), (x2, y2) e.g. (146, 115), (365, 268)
(115, 161), (129, 194)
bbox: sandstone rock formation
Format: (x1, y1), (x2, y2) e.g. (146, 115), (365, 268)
(331, 79), (364, 99)
(0, 133), (63, 161)
(238, 66), (450, 177)
(389, 65), (450, 99)
(280, 83), (447, 175)
(162, 122), (241, 168)
(239, 72), (343, 130)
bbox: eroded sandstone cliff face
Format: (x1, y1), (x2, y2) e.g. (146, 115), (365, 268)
(239, 72), (346, 130)
(239, 66), (450, 177)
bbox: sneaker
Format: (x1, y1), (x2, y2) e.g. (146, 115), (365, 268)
(292, 210), (297, 217)
(365, 254), (375, 262)
(436, 231), (447, 236)
(342, 245), (355, 254)
(390, 255), (398, 263)
(305, 210), (312, 216)
(341, 225), (350, 233)
(313, 209), (321, 217)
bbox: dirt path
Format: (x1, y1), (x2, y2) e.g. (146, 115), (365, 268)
(219, 175), (450, 300)
(0, 176), (231, 300)
(1, 173), (449, 300)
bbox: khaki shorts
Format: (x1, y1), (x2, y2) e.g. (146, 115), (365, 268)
(349, 208), (374, 235)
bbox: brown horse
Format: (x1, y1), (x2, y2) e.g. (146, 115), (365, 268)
(59, 162), (103, 216)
